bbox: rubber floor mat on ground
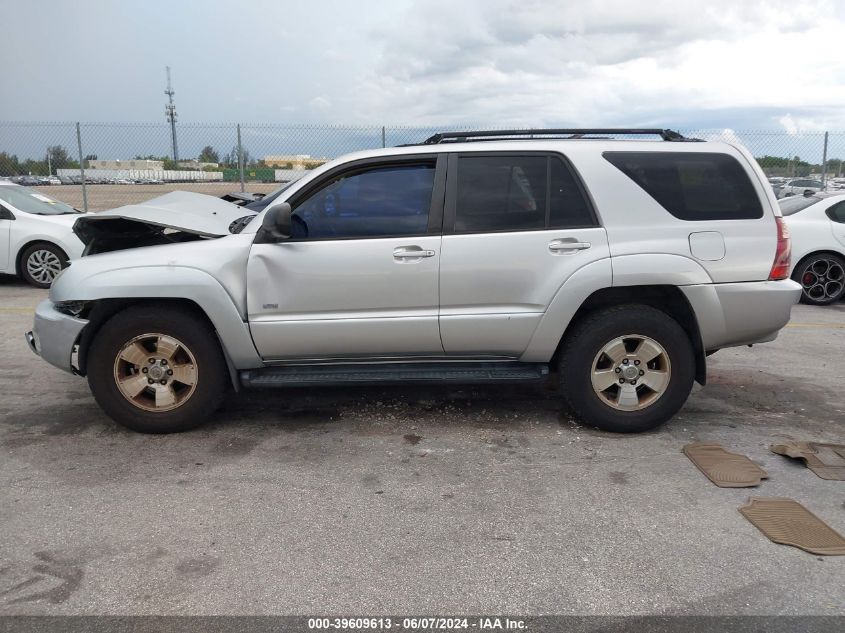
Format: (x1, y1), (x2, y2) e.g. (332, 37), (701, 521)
(770, 441), (845, 481)
(739, 497), (845, 555)
(683, 443), (768, 487)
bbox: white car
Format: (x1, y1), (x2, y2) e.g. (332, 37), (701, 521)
(0, 181), (88, 287)
(780, 192), (845, 305)
(777, 178), (824, 199)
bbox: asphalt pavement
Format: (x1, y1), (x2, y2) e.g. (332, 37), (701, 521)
(1, 275), (843, 615)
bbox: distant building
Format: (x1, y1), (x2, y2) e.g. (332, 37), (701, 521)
(263, 154), (326, 169)
(87, 159), (164, 171)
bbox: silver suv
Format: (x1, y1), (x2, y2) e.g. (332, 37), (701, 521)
(26, 129), (801, 434)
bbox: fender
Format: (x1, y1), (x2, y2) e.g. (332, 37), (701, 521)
(520, 258), (612, 362)
(56, 265), (263, 369)
(520, 253), (711, 363)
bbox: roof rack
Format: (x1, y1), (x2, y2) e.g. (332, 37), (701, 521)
(421, 128), (700, 144)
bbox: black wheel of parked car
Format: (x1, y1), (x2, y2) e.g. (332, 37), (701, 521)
(559, 305), (695, 433)
(87, 304), (228, 433)
(20, 242), (68, 288)
(791, 253), (845, 306)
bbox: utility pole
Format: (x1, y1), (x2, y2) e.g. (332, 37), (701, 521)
(164, 66), (179, 162)
(46, 148), (52, 176)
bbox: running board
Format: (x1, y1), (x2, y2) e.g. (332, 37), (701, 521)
(240, 362), (549, 388)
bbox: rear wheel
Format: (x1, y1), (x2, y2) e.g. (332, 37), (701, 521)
(20, 242), (68, 288)
(87, 305), (228, 433)
(559, 305), (695, 433)
(792, 253), (845, 306)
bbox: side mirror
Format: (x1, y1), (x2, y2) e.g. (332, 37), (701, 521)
(256, 202), (292, 243)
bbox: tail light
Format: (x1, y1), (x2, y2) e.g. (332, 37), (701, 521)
(768, 216), (791, 280)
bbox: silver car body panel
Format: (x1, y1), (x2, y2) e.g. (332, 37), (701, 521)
(29, 299), (88, 372)
(48, 235), (262, 368)
(74, 191), (249, 238)
(681, 280), (801, 350)
(248, 235), (444, 359)
(439, 227), (611, 356)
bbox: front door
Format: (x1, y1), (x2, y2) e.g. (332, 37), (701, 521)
(247, 155), (446, 361)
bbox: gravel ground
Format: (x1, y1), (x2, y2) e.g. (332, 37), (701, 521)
(0, 276), (843, 615)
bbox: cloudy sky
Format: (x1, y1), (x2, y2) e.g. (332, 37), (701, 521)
(2, 0), (845, 130)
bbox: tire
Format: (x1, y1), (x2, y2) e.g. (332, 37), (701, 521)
(86, 304), (228, 433)
(20, 242), (68, 288)
(791, 253), (845, 306)
(559, 305), (696, 433)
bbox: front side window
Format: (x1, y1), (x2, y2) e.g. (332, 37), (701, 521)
(291, 163), (434, 239)
(453, 154), (595, 232)
(604, 152), (763, 220)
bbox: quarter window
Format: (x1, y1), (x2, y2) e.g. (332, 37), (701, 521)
(292, 163), (435, 239)
(604, 152), (764, 220)
(454, 155), (595, 232)
(827, 201), (845, 223)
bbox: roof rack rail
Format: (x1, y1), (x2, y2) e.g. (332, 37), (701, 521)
(422, 128), (700, 144)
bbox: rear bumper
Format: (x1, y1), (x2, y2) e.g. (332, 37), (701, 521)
(26, 300), (88, 373)
(681, 280), (802, 351)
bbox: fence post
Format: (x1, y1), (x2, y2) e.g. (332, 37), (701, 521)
(821, 131), (829, 188)
(381, 126), (386, 148)
(75, 122), (88, 213)
(237, 123), (245, 193)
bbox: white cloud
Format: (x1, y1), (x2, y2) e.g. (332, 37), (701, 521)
(332, 0), (845, 129)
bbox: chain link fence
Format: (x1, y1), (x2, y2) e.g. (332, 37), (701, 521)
(1, 122), (844, 212)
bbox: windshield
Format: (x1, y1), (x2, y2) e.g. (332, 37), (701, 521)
(0, 185), (80, 215)
(779, 195), (823, 216)
(244, 179), (299, 212)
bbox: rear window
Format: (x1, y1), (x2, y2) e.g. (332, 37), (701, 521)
(779, 195), (823, 216)
(604, 152), (763, 220)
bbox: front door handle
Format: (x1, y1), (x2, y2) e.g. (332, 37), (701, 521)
(393, 246), (436, 259)
(548, 239), (591, 253)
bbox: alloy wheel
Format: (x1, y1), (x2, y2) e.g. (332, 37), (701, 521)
(801, 259), (844, 302)
(113, 333), (198, 412)
(590, 334), (672, 411)
(26, 249), (63, 285)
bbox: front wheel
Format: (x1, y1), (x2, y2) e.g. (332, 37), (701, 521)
(20, 242), (68, 288)
(791, 254), (845, 305)
(87, 305), (228, 433)
(559, 305), (695, 433)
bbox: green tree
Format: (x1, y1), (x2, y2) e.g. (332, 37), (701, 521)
(198, 145), (220, 163)
(46, 145), (72, 171)
(0, 152), (21, 176)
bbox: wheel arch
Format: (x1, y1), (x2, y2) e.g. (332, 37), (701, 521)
(549, 285), (707, 386)
(791, 249), (845, 273)
(75, 297), (247, 391)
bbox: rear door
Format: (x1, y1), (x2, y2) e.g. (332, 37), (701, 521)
(438, 152), (610, 356)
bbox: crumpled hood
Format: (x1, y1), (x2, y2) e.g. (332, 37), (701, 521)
(74, 191), (251, 242)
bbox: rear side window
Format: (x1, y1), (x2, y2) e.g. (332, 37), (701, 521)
(604, 152), (763, 220)
(453, 154), (595, 232)
(827, 201), (845, 223)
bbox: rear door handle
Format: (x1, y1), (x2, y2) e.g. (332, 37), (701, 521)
(393, 246), (436, 259)
(548, 239), (591, 253)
